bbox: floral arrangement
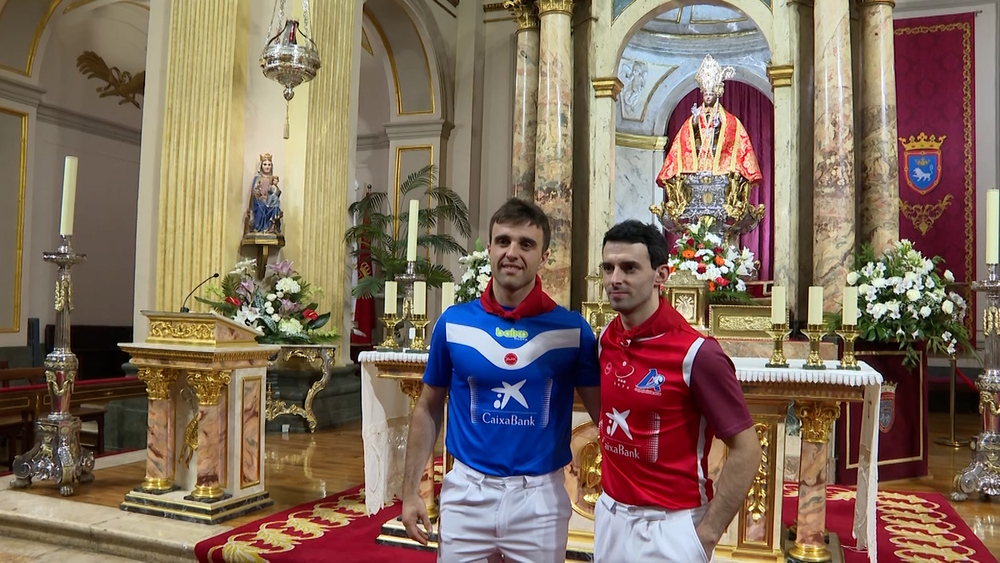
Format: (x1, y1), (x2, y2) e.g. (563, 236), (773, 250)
(196, 259), (338, 345)
(456, 238), (490, 303)
(833, 240), (970, 368)
(667, 219), (756, 301)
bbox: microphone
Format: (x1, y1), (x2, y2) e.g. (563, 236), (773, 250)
(180, 273), (220, 313)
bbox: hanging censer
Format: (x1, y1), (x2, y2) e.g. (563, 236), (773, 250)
(260, 0), (321, 139)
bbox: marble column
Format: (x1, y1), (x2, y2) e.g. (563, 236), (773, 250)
(812, 0), (856, 312)
(534, 0), (574, 306)
(507, 0), (540, 200)
(791, 401), (842, 563)
(186, 370), (232, 501)
(137, 367), (179, 492)
(859, 0), (899, 254)
(154, 1), (249, 312)
(768, 64), (798, 308)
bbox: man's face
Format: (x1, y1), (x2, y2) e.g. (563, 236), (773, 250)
(488, 221), (549, 295)
(601, 241), (669, 315)
(262, 160), (273, 174)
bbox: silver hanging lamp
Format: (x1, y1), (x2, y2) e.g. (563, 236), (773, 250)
(260, 0), (321, 139)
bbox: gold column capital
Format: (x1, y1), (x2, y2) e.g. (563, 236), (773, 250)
(767, 64), (794, 88)
(186, 370), (232, 406)
(537, 0), (573, 17)
(138, 367), (180, 400)
(504, 0), (540, 30)
(795, 401), (842, 443)
(592, 77), (624, 101)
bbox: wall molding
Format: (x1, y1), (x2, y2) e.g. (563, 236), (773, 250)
(0, 76), (44, 108)
(36, 103), (141, 145)
(384, 118), (455, 141)
(357, 132), (390, 151)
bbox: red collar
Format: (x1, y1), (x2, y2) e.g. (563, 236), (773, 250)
(480, 276), (557, 321)
(608, 298), (689, 340)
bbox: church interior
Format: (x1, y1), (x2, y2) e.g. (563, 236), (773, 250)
(0, 0), (999, 561)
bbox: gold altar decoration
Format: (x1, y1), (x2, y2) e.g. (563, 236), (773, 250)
(836, 326), (861, 370)
(709, 305), (775, 340)
(581, 270), (616, 334)
(186, 370), (232, 406)
(565, 421), (601, 520)
(137, 367), (179, 401)
(796, 401), (842, 444)
(746, 422), (770, 523)
(765, 324), (792, 368)
(803, 325), (828, 370)
(662, 270), (709, 332)
(265, 344), (336, 432)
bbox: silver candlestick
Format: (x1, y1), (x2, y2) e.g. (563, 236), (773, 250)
(954, 262), (1000, 500)
(395, 260), (426, 351)
(11, 235), (93, 496)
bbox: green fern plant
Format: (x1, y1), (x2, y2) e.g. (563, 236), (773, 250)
(345, 165), (472, 298)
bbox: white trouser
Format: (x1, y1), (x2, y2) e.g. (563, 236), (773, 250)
(594, 492), (713, 563)
(436, 460), (571, 563)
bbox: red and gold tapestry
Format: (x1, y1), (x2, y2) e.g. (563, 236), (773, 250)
(894, 13), (977, 336)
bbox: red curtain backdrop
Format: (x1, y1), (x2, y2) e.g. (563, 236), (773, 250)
(894, 13), (977, 336)
(664, 81), (775, 284)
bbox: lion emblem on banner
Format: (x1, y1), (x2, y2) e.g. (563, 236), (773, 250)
(879, 381), (898, 433)
(899, 132), (945, 195)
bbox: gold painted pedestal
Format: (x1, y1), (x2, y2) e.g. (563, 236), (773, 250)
(265, 344), (337, 432)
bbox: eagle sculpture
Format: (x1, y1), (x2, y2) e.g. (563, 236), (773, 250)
(75, 50), (145, 109)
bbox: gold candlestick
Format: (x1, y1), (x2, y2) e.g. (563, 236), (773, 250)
(378, 314), (400, 349)
(802, 324), (827, 370)
(836, 325), (861, 370)
(408, 314), (430, 351)
(764, 324), (791, 368)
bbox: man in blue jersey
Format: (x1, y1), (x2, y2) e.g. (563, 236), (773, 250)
(402, 198), (601, 562)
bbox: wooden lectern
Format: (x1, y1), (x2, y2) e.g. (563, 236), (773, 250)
(118, 311), (279, 524)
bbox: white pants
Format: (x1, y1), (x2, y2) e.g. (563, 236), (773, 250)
(436, 461), (571, 563)
(594, 492), (712, 563)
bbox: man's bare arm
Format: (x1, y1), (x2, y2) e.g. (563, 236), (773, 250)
(576, 386), (601, 426)
(401, 384), (448, 544)
(695, 426), (761, 553)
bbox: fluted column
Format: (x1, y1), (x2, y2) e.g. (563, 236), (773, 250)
(791, 401), (841, 563)
(534, 0), (574, 306)
(859, 0), (899, 253)
(155, 1), (249, 311)
(507, 0), (541, 199)
(138, 367), (179, 492)
(187, 369), (232, 501)
(812, 0), (856, 312)
(300, 3), (359, 366)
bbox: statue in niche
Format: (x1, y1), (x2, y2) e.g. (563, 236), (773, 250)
(651, 55), (764, 244)
(244, 153), (283, 237)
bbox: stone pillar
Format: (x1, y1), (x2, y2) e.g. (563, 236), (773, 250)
(299, 2), (361, 366)
(507, 0), (541, 199)
(791, 401), (841, 563)
(812, 0), (857, 312)
(586, 78), (619, 302)
(768, 64), (798, 308)
(138, 367), (179, 492)
(534, 0), (574, 306)
(154, 1), (249, 312)
(859, 0), (899, 253)
(186, 369), (232, 501)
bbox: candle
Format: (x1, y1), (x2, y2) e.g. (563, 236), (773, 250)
(59, 156), (78, 236)
(770, 286), (786, 325)
(384, 282), (397, 315)
(441, 282), (455, 310)
(808, 286), (824, 326)
(406, 199), (419, 262)
(414, 281), (426, 315)
(843, 286), (858, 326)
(987, 189), (999, 264)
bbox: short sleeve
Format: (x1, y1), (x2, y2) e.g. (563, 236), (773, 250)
(574, 316), (601, 388)
(422, 312), (453, 387)
(689, 338), (752, 439)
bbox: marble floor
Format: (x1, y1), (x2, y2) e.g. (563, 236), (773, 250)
(0, 413), (997, 561)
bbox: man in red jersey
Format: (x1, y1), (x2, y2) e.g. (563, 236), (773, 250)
(595, 219), (760, 562)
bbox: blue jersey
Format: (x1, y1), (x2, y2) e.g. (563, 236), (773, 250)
(424, 299), (600, 476)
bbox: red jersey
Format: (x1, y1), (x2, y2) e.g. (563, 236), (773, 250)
(598, 299), (753, 510)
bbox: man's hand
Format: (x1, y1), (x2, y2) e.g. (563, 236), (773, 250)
(401, 494), (433, 545)
(695, 524), (718, 560)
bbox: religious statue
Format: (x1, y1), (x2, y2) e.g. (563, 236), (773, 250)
(651, 55), (765, 244)
(244, 153), (283, 237)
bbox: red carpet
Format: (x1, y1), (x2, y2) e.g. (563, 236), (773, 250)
(783, 483), (997, 562)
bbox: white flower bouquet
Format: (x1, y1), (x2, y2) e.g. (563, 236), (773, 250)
(456, 239), (491, 303)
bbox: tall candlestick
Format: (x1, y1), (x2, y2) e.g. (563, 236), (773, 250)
(384, 282), (397, 315)
(770, 286), (786, 324)
(808, 286), (824, 326)
(987, 189), (999, 264)
(843, 286), (859, 325)
(406, 199), (419, 262)
(59, 156), (78, 236)
(441, 282), (455, 310)
(413, 282), (427, 315)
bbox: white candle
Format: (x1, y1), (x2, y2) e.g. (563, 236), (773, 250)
(843, 286), (859, 326)
(384, 282), (397, 315)
(59, 156), (78, 236)
(406, 199), (419, 262)
(808, 286), (824, 326)
(987, 189), (999, 264)
(441, 282), (455, 310)
(413, 281), (427, 315)
(770, 286), (786, 325)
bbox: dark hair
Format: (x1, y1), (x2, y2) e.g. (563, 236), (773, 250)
(489, 198), (552, 252)
(602, 220), (670, 268)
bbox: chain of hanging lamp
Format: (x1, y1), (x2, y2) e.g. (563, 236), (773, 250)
(260, 0), (321, 139)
